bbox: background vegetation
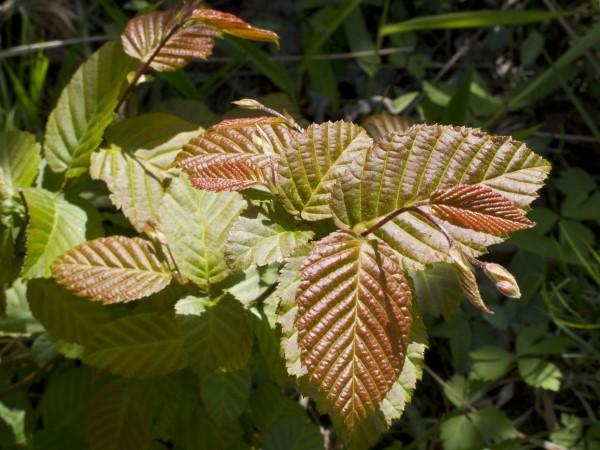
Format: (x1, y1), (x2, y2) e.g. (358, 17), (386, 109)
(0, 0), (599, 449)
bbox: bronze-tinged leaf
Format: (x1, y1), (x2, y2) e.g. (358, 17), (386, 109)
(186, 153), (272, 191)
(209, 116), (284, 130)
(296, 230), (412, 430)
(121, 5), (220, 72)
(361, 112), (412, 140)
(51, 236), (172, 304)
(192, 9), (280, 46)
(450, 248), (491, 314)
(429, 184), (534, 234)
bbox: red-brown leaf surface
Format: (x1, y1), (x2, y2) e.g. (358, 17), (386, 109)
(296, 230), (412, 429)
(429, 184), (534, 235)
(450, 248), (491, 314)
(192, 9), (280, 46)
(361, 112), (413, 140)
(185, 153), (271, 191)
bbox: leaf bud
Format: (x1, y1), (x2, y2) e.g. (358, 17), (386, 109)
(483, 263), (521, 298)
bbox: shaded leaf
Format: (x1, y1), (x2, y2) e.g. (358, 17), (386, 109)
(262, 415), (325, 450)
(361, 113), (412, 140)
(41, 367), (93, 429)
(226, 213), (314, 271)
(277, 121), (372, 220)
(158, 177), (245, 290)
(295, 230), (412, 429)
(0, 279), (43, 336)
(84, 312), (187, 378)
(0, 130), (40, 197)
(52, 236), (172, 304)
(469, 346), (514, 381)
(22, 188), (87, 279)
(44, 42), (136, 177)
(200, 367), (251, 423)
(410, 264), (462, 320)
(429, 184), (534, 234)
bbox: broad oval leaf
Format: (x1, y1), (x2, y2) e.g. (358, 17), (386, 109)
(225, 213), (314, 271)
(51, 236), (172, 304)
(83, 312), (187, 378)
(44, 42), (136, 177)
(121, 4), (220, 72)
(429, 184), (534, 234)
(0, 130), (40, 197)
(200, 368), (251, 423)
(361, 112), (412, 140)
(158, 177), (245, 290)
(22, 188), (87, 279)
(277, 121), (373, 221)
(295, 230), (412, 429)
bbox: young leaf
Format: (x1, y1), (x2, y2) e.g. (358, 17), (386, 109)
(22, 188), (87, 279)
(295, 230), (412, 430)
(158, 177), (245, 290)
(90, 147), (164, 232)
(449, 248), (491, 314)
(277, 121), (372, 220)
(191, 9), (279, 45)
(83, 312), (187, 377)
(44, 42), (136, 177)
(360, 113), (412, 140)
(429, 184), (534, 234)
(225, 213), (314, 271)
(176, 118), (292, 192)
(0, 130), (40, 197)
(51, 236), (172, 304)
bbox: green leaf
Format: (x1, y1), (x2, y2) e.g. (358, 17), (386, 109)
(159, 177), (245, 290)
(0, 279), (43, 336)
(330, 124), (550, 270)
(200, 367), (251, 423)
(177, 296), (253, 375)
(516, 324), (571, 355)
(0, 130), (40, 197)
(0, 402), (26, 446)
(28, 279), (111, 345)
(381, 10), (569, 36)
(442, 374), (484, 408)
(44, 42), (136, 177)
(87, 380), (152, 450)
(21, 188), (87, 279)
(521, 30), (545, 66)
(277, 121), (372, 220)
(262, 415), (325, 450)
(440, 67), (473, 125)
(84, 312), (187, 378)
(249, 382), (305, 432)
(344, 7), (379, 77)
(41, 367), (93, 429)
(518, 357), (562, 391)
(410, 263), (462, 320)
(550, 414), (584, 450)
(90, 146), (165, 232)
(440, 407), (518, 450)
(469, 346), (514, 381)
(225, 213), (313, 271)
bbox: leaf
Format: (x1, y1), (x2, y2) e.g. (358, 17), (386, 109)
(158, 177), (245, 290)
(177, 296), (253, 375)
(469, 346), (514, 381)
(200, 367), (251, 423)
(87, 381), (151, 450)
(90, 147), (164, 232)
(450, 247), (491, 314)
(262, 415), (325, 450)
(0, 402), (26, 446)
(381, 10), (570, 36)
(344, 8), (379, 77)
(440, 67), (473, 125)
(249, 383), (305, 432)
(41, 367), (93, 429)
(176, 118), (292, 192)
(429, 184), (534, 234)
(0, 130), (40, 197)
(51, 236), (172, 304)
(330, 124), (549, 270)
(410, 264), (463, 320)
(27, 279), (111, 345)
(44, 42), (136, 177)
(21, 188), (87, 279)
(360, 113), (412, 140)
(84, 312), (187, 378)
(226, 213), (313, 271)
(277, 121), (372, 220)
(192, 9), (279, 44)
(295, 230), (412, 430)
(121, 3), (220, 72)
(0, 279), (43, 336)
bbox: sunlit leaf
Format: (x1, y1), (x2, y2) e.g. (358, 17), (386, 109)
(450, 247), (491, 314)
(360, 113), (412, 140)
(192, 9), (279, 45)
(158, 177), (245, 290)
(22, 188), (87, 279)
(52, 236), (172, 304)
(295, 230), (412, 429)
(226, 213), (313, 271)
(0, 130), (40, 197)
(277, 121), (372, 220)
(44, 42), (136, 177)
(84, 312), (187, 377)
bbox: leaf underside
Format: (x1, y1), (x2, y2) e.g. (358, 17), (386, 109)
(51, 236), (172, 304)
(361, 112), (412, 140)
(295, 230), (412, 430)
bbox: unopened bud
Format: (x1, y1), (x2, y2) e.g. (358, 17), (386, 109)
(483, 263), (521, 299)
(232, 98), (265, 110)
